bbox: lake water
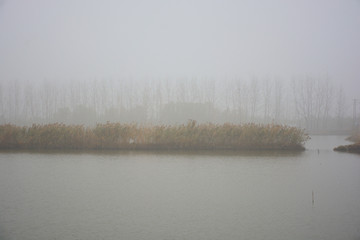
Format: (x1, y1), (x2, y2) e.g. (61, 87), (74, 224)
(0, 136), (359, 240)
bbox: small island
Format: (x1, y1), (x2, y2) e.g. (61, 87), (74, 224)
(0, 121), (309, 151)
(333, 131), (360, 153)
(333, 143), (360, 153)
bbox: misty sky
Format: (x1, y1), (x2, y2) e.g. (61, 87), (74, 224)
(0, 0), (359, 97)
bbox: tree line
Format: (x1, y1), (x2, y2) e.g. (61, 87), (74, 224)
(0, 76), (354, 133)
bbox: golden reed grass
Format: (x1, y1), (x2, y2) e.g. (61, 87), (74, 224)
(0, 121), (309, 151)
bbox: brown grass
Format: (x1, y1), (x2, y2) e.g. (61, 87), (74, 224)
(0, 121), (309, 151)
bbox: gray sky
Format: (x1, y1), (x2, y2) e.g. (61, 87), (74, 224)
(0, 0), (359, 97)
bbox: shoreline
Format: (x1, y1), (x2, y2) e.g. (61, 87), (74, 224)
(333, 143), (360, 153)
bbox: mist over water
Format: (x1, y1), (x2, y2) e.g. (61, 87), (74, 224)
(0, 2), (360, 239)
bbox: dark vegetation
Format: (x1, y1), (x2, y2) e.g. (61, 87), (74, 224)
(333, 143), (360, 153)
(0, 121), (309, 151)
(334, 129), (360, 153)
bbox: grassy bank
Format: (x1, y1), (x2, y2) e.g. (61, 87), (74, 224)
(333, 143), (360, 153)
(334, 130), (360, 153)
(0, 121), (309, 151)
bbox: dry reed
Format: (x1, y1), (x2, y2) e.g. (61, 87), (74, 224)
(0, 121), (309, 151)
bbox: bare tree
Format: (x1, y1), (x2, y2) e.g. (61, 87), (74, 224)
(262, 78), (272, 123)
(249, 77), (259, 122)
(292, 76), (314, 129)
(321, 79), (333, 129)
(335, 86), (346, 127)
(177, 80), (186, 103)
(274, 79), (283, 123)
(23, 82), (35, 121)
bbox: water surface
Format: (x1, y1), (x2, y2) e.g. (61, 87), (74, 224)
(0, 136), (359, 240)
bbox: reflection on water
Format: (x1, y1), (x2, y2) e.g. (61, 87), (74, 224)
(0, 136), (359, 240)
(305, 135), (350, 151)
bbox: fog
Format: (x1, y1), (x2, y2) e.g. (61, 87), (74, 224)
(0, 0), (359, 132)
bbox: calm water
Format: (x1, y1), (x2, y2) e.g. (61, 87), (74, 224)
(0, 136), (359, 240)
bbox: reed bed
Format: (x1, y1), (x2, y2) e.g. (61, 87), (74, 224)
(0, 121), (309, 151)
